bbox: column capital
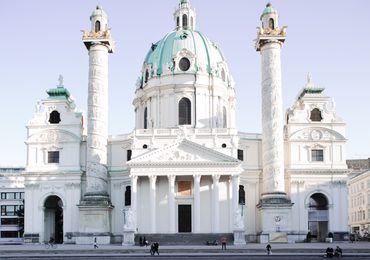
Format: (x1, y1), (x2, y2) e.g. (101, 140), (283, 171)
(130, 175), (138, 182)
(149, 175), (157, 182)
(193, 174), (201, 183)
(167, 174), (176, 184)
(212, 174), (221, 182)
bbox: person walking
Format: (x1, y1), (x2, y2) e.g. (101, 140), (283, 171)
(266, 244), (272, 255)
(93, 237), (98, 249)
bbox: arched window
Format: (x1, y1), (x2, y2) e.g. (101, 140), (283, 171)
(144, 69), (149, 83)
(177, 16), (180, 27)
(95, 20), (101, 32)
(223, 106), (227, 128)
(182, 14), (188, 29)
(125, 186), (131, 206)
(178, 98), (191, 125)
(221, 69), (226, 82)
(144, 107), (148, 129)
(310, 108), (322, 122)
(49, 110), (61, 124)
(239, 185), (245, 205)
(269, 18), (275, 30)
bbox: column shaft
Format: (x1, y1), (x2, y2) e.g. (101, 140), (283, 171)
(149, 175), (157, 233)
(131, 175), (138, 229)
(212, 174), (220, 233)
(232, 175), (240, 229)
(168, 175), (176, 233)
(260, 41), (285, 195)
(193, 174), (201, 233)
(85, 44), (109, 198)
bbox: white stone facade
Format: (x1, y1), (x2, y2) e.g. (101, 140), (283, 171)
(21, 2), (349, 244)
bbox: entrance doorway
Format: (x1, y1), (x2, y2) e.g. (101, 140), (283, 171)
(308, 193), (329, 242)
(178, 205), (191, 233)
(44, 195), (63, 243)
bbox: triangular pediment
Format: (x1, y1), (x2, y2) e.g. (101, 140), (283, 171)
(128, 139), (240, 167)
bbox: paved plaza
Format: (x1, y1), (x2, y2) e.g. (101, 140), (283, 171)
(0, 242), (369, 258)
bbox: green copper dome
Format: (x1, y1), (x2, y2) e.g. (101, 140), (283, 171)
(261, 3), (277, 18)
(144, 29), (226, 75)
(47, 87), (70, 100)
(90, 5), (107, 20)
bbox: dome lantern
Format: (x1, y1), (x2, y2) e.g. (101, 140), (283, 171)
(174, 0), (196, 31)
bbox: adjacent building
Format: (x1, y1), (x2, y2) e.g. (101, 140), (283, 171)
(347, 159), (370, 235)
(0, 167), (25, 243)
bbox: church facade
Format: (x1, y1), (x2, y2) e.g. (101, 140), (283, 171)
(23, 1), (348, 244)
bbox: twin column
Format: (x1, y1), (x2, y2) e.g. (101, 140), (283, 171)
(130, 174), (240, 233)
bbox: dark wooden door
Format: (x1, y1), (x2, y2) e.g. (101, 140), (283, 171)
(178, 205), (192, 233)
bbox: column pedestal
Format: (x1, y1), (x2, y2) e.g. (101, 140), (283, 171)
(234, 228), (246, 246)
(257, 193), (293, 243)
(76, 205), (113, 244)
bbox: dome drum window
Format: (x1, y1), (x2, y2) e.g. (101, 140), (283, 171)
(179, 57), (191, 72)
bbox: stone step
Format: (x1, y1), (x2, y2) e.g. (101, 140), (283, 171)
(135, 233), (234, 245)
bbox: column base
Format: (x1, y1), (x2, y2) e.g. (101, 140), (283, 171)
(233, 229), (246, 245)
(80, 192), (112, 206)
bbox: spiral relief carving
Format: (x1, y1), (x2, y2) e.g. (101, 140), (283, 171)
(261, 43), (285, 194)
(86, 44), (110, 195)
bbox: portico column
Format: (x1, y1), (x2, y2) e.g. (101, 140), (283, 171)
(193, 174), (201, 233)
(168, 175), (176, 233)
(232, 175), (240, 221)
(131, 175), (138, 228)
(149, 175), (157, 233)
(212, 174), (220, 233)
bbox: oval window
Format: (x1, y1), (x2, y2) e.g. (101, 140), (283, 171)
(179, 57), (191, 72)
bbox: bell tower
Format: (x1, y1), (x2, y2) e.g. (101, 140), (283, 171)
(255, 3), (293, 243)
(77, 5), (115, 245)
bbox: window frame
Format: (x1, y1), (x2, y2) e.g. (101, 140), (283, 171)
(178, 97), (191, 125)
(47, 151), (60, 164)
(311, 149), (324, 162)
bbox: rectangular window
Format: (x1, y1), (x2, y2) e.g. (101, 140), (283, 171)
(127, 150), (132, 162)
(311, 149), (324, 162)
(177, 181), (192, 196)
(237, 149), (244, 161)
(48, 151), (59, 164)
(1, 218), (19, 225)
(1, 205), (22, 216)
(0, 231), (19, 238)
(1, 193), (6, 200)
(20, 192), (25, 200)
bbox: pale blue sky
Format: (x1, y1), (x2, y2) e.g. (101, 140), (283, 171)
(1, 0), (369, 165)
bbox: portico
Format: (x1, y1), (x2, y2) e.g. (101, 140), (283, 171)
(126, 139), (242, 234)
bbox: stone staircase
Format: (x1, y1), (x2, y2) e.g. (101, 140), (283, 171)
(134, 233), (233, 245)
